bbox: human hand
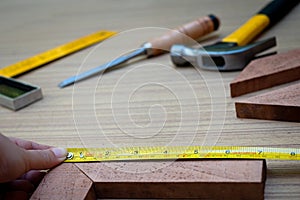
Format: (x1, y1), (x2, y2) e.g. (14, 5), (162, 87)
(0, 133), (67, 199)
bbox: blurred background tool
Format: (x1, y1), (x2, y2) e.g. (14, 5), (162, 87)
(0, 76), (42, 110)
(171, 0), (299, 71)
(58, 14), (220, 88)
(0, 30), (116, 78)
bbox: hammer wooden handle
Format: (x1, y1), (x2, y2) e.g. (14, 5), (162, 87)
(144, 15), (219, 57)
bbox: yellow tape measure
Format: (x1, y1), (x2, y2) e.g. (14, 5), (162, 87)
(0, 30), (116, 77)
(65, 146), (300, 162)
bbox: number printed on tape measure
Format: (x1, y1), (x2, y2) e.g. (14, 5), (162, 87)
(65, 146), (300, 162)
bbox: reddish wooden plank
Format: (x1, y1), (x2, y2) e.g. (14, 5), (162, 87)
(30, 163), (95, 200)
(235, 82), (300, 122)
(76, 160), (266, 199)
(230, 49), (300, 97)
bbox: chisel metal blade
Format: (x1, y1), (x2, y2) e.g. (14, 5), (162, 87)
(58, 48), (146, 88)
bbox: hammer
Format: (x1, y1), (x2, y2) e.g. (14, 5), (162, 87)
(171, 0), (299, 71)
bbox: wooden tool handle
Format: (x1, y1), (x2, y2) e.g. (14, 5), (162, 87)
(144, 14), (219, 56)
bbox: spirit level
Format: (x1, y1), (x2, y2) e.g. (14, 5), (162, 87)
(0, 76), (42, 110)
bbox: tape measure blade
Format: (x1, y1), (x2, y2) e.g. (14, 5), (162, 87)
(65, 146), (300, 162)
(0, 30), (116, 77)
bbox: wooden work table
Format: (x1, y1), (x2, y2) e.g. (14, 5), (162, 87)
(0, 0), (299, 199)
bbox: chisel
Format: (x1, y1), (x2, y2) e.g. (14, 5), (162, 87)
(58, 14), (220, 88)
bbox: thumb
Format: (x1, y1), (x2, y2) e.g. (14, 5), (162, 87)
(25, 148), (68, 170)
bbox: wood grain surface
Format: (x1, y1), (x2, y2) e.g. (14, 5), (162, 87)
(31, 160), (266, 200)
(0, 0), (300, 199)
(30, 163), (95, 200)
(76, 160), (266, 199)
(230, 49), (300, 97)
(235, 82), (300, 122)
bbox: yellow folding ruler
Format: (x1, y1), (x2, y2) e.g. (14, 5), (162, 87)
(0, 30), (116, 77)
(65, 146), (300, 162)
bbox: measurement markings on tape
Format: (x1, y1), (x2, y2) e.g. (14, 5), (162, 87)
(0, 30), (116, 78)
(65, 146), (300, 162)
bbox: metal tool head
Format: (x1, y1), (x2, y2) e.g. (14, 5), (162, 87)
(171, 37), (276, 71)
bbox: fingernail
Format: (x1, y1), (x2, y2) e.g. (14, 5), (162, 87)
(51, 148), (68, 158)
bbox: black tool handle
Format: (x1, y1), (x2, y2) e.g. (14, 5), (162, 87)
(258, 0), (299, 26)
(222, 0), (299, 46)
